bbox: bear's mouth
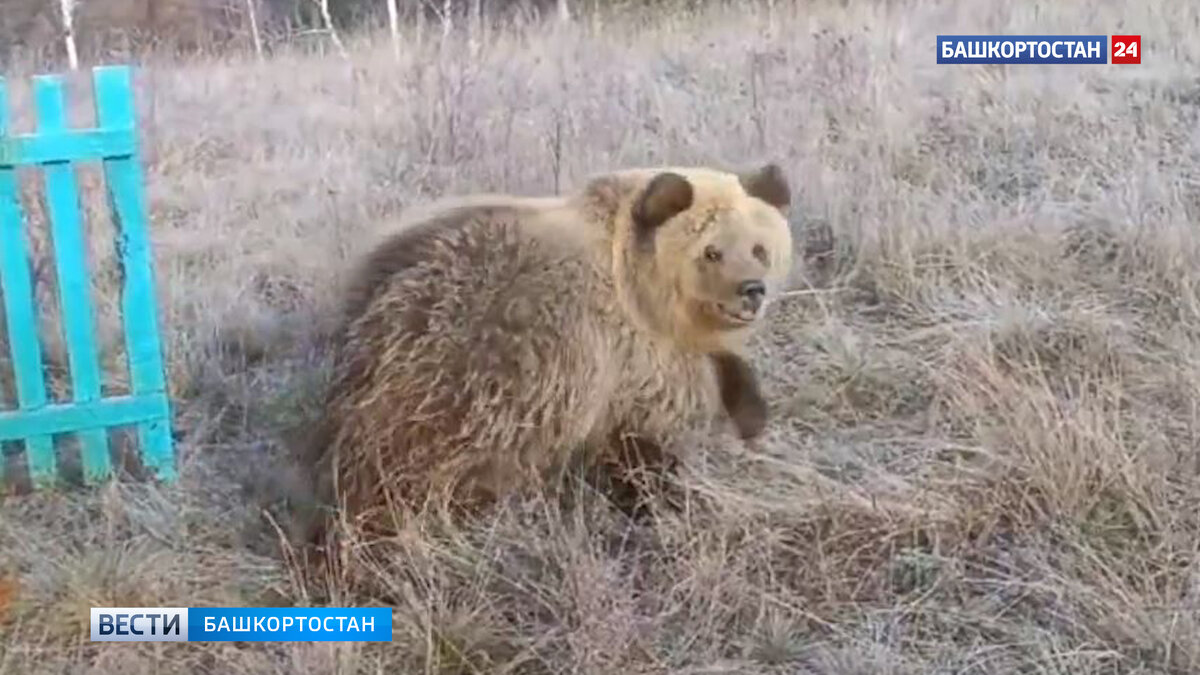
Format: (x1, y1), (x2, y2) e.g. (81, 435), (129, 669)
(715, 301), (759, 326)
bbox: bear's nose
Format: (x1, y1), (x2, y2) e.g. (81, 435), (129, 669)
(738, 279), (766, 300)
(738, 280), (766, 312)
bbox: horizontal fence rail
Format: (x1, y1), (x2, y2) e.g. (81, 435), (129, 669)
(0, 65), (174, 492)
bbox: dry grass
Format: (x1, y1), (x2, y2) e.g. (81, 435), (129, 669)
(3, 0), (1200, 672)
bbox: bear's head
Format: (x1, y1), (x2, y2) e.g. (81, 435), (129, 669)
(605, 163), (794, 352)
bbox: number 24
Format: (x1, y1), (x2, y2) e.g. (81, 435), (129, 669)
(1115, 41), (1138, 58)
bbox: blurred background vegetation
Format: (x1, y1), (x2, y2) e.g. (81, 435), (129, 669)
(0, 0), (721, 68)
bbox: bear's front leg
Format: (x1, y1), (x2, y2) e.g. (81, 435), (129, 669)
(710, 351), (768, 440)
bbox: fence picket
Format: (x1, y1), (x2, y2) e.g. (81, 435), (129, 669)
(0, 77), (58, 488)
(92, 66), (174, 483)
(34, 75), (112, 483)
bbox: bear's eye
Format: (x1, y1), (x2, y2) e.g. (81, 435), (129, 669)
(704, 245), (723, 263)
(752, 243), (768, 264)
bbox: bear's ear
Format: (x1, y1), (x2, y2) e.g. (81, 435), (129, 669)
(631, 172), (694, 247)
(739, 163), (791, 213)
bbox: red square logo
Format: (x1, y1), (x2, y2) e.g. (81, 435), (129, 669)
(1111, 35), (1141, 64)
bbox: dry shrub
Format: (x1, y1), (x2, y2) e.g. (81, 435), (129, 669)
(0, 0), (242, 68)
(74, 0), (241, 55)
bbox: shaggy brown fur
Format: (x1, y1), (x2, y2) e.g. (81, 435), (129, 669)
(301, 164), (793, 541)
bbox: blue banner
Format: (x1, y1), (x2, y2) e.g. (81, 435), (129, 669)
(91, 607), (393, 642)
(189, 607), (393, 642)
(937, 35), (1108, 64)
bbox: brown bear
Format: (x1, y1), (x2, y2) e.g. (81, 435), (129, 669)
(299, 163), (794, 540)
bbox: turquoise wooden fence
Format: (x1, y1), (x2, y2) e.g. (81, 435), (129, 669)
(0, 65), (174, 491)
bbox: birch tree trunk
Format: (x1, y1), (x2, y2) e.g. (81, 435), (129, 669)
(441, 0), (453, 41)
(59, 0), (79, 70)
(386, 0), (401, 61)
(470, 0), (482, 45)
(415, 0), (426, 48)
(246, 0), (264, 60)
(312, 0), (348, 58)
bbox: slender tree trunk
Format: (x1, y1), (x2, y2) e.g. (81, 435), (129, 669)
(441, 0), (453, 41)
(246, 0), (264, 61)
(59, 0), (79, 70)
(386, 0), (401, 61)
(312, 0), (348, 58)
(467, 0), (482, 55)
(415, 0), (426, 47)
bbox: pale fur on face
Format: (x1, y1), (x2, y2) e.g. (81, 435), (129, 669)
(592, 164), (794, 353)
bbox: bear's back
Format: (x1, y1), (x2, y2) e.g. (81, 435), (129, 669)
(339, 196), (610, 332)
(319, 198), (627, 523)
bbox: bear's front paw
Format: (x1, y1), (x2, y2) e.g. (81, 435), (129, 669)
(730, 391), (768, 440)
(710, 351), (769, 441)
